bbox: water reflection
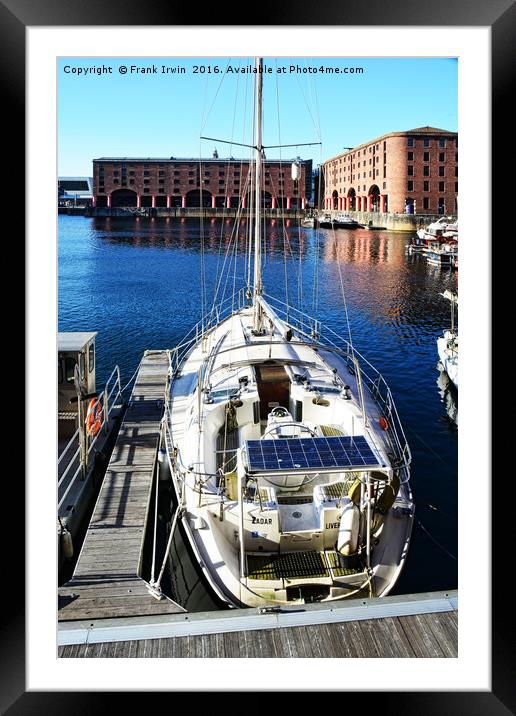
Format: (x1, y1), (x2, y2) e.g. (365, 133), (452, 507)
(436, 364), (458, 427)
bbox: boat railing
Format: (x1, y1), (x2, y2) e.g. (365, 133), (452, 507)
(262, 294), (412, 471)
(58, 365), (123, 513)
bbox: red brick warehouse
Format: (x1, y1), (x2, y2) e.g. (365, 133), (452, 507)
(322, 126), (458, 216)
(92, 152), (312, 209)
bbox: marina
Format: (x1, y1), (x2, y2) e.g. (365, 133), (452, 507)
(57, 345), (456, 656)
(56, 55), (459, 659)
(58, 215), (458, 606)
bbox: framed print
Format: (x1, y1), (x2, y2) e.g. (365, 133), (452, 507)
(4, 0), (512, 709)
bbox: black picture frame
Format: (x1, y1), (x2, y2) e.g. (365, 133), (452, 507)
(6, 0), (511, 710)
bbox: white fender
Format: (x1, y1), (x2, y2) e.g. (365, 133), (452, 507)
(337, 502), (359, 556)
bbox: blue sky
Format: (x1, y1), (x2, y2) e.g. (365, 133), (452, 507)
(58, 57), (457, 176)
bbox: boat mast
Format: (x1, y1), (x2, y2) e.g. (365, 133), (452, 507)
(252, 57), (264, 334)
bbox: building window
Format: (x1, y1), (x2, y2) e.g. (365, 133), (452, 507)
(439, 181), (445, 191)
(144, 188), (150, 193)
(455, 167), (458, 176)
(129, 171), (135, 176)
(188, 180), (194, 185)
(174, 171), (180, 176)
(159, 171), (165, 176)
(383, 182), (386, 189)
(408, 152), (413, 161)
(407, 137), (414, 147)
(173, 179), (180, 184)
(439, 166), (445, 177)
(455, 182), (458, 192)
(408, 166), (414, 176)
(439, 153), (445, 162)
(173, 189), (180, 193)
(423, 138), (430, 147)
(423, 197), (429, 209)
(439, 138), (446, 147)
(113, 179), (119, 184)
(423, 181), (429, 192)
(144, 171), (149, 176)
(158, 188), (165, 193)
(144, 179), (149, 184)
(113, 170), (119, 176)
(408, 181), (414, 191)
(158, 179), (164, 184)
(129, 179), (134, 185)
(423, 166), (430, 176)
(423, 152), (429, 162)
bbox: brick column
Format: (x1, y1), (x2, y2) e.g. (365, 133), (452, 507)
(151, 195), (156, 208)
(107, 194), (111, 208)
(181, 195), (186, 208)
(368, 194), (372, 211)
(242, 196), (247, 209)
(166, 196), (171, 208)
(226, 196), (231, 209)
(301, 197), (306, 210)
(211, 195), (216, 208)
(286, 197), (291, 209)
(272, 197), (277, 209)
(92, 196), (96, 208)
(137, 195), (141, 208)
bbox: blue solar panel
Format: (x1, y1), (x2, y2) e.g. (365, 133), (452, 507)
(246, 436), (383, 473)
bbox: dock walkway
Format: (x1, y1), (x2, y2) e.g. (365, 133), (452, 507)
(58, 350), (184, 620)
(58, 590), (458, 658)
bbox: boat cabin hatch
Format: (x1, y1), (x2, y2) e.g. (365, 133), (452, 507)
(255, 363), (290, 421)
(58, 332), (97, 438)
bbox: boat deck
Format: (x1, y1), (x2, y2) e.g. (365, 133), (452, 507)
(58, 350), (185, 621)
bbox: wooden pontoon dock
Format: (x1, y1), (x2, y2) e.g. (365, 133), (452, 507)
(59, 350), (184, 621)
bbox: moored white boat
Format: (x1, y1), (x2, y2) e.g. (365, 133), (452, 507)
(163, 58), (414, 608)
(437, 290), (458, 388)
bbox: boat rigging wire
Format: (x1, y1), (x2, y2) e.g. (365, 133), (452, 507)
(414, 515), (457, 561)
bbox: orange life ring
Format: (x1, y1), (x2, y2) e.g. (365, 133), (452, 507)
(379, 416), (389, 431)
(86, 398), (102, 436)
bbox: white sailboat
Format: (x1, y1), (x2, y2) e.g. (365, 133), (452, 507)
(437, 290), (458, 389)
(163, 58), (414, 608)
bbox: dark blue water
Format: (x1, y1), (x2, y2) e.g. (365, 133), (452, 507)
(58, 215), (458, 598)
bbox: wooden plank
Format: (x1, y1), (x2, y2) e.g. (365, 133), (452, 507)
(415, 612), (458, 657)
(397, 614), (446, 657)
